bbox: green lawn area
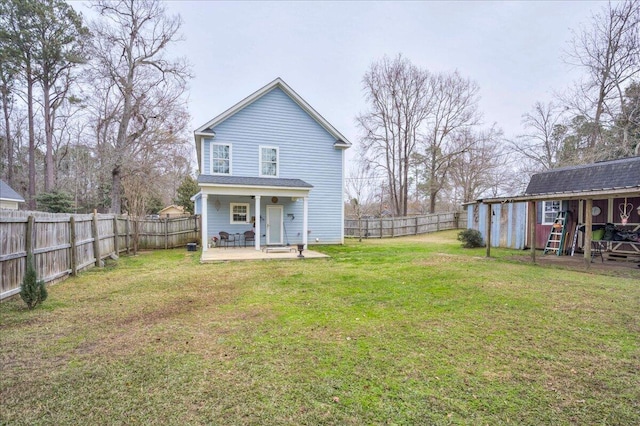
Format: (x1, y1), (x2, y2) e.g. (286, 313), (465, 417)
(1, 230), (639, 425)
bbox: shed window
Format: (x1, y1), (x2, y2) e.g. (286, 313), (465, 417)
(230, 203), (250, 224)
(211, 143), (231, 174)
(542, 200), (561, 224)
(260, 146), (278, 177)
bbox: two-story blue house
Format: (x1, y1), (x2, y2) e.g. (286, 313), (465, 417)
(193, 78), (351, 256)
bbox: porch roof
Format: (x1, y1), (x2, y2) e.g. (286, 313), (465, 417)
(198, 175), (313, 197)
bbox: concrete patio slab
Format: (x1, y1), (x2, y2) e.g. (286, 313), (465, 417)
(200, 247), (329, 263)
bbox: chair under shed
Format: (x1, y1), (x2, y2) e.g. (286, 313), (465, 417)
(219, 231), (236, 248)
(244, 230), (255, 247)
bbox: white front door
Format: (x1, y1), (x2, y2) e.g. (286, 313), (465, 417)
(266, 205), (283, 245)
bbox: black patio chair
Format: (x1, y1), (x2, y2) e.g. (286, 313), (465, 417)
(244, 230), (255, 247)
(219, 231), (236, 248)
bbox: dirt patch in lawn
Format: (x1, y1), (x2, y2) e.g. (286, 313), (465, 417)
(507, 253), (640, 278)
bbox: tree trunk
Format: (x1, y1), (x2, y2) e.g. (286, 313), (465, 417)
(26, 66), (36, 210)
(111, 164), (122, 214)
(43, 79), (54, 192)
(1, 86), (12, 187)
(429, 189), (437, 214)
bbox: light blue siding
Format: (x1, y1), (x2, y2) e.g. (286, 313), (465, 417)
(203, 87), (344, 244)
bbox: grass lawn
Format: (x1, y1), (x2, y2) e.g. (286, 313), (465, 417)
(1, 230), (639, 425)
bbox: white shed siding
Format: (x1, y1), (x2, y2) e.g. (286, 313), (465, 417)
(203, 88), (345, 244)
(0, 200), (19, 210)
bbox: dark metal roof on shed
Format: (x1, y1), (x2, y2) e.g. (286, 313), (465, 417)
(198, 175), (313, 189)
(0, 179), (25, 202)
(525, 156), (640, 196)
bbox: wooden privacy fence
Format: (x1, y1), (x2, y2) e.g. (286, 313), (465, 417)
(0, 211), (200, 301)
(344, 211), (467, 239)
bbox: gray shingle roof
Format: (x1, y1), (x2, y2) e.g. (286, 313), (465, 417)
(0, 179), (25, 202)
(198, 175), (313, 188)
(525, 156), (640, 195)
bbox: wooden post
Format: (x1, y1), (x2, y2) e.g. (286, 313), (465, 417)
(380, 217), (383, 238)
(164, 217), (169, 249)
(415, 216), (419, 235)
(92, 210), (101, 267)
(584, 198), (593, 268)
(437, 214), (440, 232)
(70, 216), (77, 276)
(113, 216), (119, 255)
(25, 215), (35, 257)
(528, 201), (537, 263)
(485, 204), (492, 257)
(391, 217), (395, 238)
(194, 215), (199, 244)
(125, 217), (130, 254)
(365, 219), (369, 239)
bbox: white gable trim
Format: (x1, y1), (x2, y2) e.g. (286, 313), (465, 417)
(195, 78), (352, 146)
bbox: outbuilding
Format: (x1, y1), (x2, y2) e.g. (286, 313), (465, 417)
(468, 156), (640, 264)
(0, 180), (25, 210)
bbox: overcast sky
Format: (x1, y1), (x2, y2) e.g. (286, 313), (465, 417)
(80, 1), (610, 164)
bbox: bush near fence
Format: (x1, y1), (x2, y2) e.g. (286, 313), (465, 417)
(0, 210), (200, 301)
(344, 211), (467, 239)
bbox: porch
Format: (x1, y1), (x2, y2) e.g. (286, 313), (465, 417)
(200, 246), (329, 262)
(197, 175), (314, 255)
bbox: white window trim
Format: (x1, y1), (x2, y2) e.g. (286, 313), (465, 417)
(210, 142), (232, 175)
(542, 200), (561, 225)
(259, 145), (279, 178)
(230, 203), (250, 224)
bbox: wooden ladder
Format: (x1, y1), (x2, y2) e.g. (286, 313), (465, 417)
(544, 211), (569, 256)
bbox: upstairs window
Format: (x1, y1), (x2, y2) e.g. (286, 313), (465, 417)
(211, 143), (230, 174)
(260, 146), (278, 177)
(542, 200), (561, 224)
(230, 203), (249, 224)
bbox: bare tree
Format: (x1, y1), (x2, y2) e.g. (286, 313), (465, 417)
(357, 55), (431, 216)
(345, 157), (378, 241)
(448, 125), (509, 204)
(565, 0), (640, 152)
(89, 0), (191, 213)
(512, 101), (567, 171)
(418, 71), (481, 213)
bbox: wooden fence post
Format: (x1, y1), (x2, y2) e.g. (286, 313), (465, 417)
(113, 216), (119, 255)
(391, 217), (395, 238)
(415, 217), (419, 235)
(194, 215), (199, 245)
(25, 215), (35, 257)
(125, 217), (131, 254)
(365, 219), (369, 239)
(92, 211), (101, 267)
(164, 217), (169, 249)
(70, 216), (77, 276)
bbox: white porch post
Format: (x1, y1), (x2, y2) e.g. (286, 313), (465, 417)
(302, 196), (308, 248)
(201, 193), (208, 252)
(254, 195), (261, 250)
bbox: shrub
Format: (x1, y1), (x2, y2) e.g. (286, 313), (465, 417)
(20, 253), (48, 309)
(457, 229), (485, 248)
